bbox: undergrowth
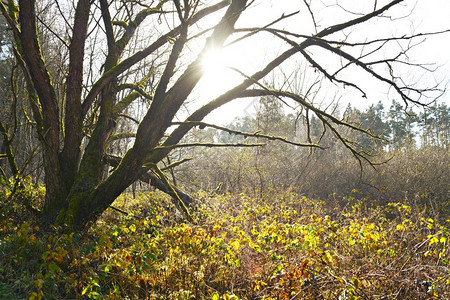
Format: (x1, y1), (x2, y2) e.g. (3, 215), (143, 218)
(0, 181), (449, 299)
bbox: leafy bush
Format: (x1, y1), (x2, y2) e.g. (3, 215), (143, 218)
(0, 188), (449, 299)
(0, 177), (44, 231)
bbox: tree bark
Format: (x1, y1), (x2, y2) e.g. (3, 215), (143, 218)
(18, 0), (66, 220)
(60, 0), (90, 191)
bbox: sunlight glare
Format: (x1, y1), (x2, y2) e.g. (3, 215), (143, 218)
(201, 48), (227, 75)
(198, 48), (241, 100)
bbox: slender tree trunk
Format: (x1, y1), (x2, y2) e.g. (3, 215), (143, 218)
(18, 0), (67, 221)
(60, 0), (90, 191)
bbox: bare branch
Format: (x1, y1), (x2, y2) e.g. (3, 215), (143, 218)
(302, 0), (317, 33)
(154, 142), (265, 151)
(161, 158), (192, 171)
(171, 121), (324, 149)
(312, 39), (434, 106)
(36, 16), (70, 48)
(54, 0), (73, 32)
(118, 83), (153, 100)
(225, 10), (300, 48)
(0, 2), (21, 40)
(234, 27), (450, 49)
(118, 114), (140, 124)
(315, 0), (403, 38)
(108, 132), (136, 142)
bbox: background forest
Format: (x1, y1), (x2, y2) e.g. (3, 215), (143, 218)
(1, 0), (450, 299)
(175, 97), (449, 214)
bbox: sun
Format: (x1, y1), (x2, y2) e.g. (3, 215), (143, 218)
(197, 47), (242, 100)
(201, 48), (227, 75)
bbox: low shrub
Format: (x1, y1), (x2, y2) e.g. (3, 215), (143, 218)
(0, 188), (449, 299)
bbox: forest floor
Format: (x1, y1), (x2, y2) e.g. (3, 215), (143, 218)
(0, 185), (449, 299)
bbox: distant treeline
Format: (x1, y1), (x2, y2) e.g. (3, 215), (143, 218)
(343, 100), (450, 150)
(214, 98), (450, 150)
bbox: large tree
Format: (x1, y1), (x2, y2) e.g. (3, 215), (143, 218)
(0, 0), (446, 231)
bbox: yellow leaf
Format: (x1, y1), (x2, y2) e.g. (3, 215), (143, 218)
(323, 251), (334, 264)
(396, 224), (405, 231)
(114, 257), (122, 267)
(81, 286), (88, 296)
(35, 279), (44, 289)
(211, 293), (220, 300)
(229, 239), (240, 251)
(429, 236), (439, 246)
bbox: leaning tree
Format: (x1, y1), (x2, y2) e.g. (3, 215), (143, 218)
(0, 0), (447, 231)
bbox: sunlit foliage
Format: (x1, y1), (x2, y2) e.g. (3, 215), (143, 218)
(0, 181), (449, 299)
